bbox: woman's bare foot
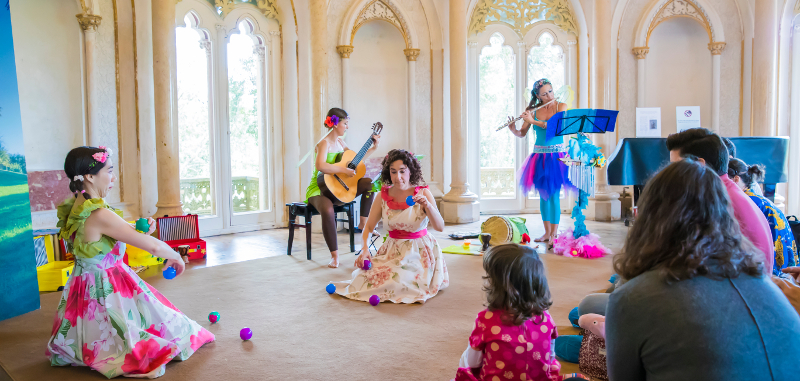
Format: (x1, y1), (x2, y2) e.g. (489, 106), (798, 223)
(327, 258), (339, 268)
(534, 234), (550, 242)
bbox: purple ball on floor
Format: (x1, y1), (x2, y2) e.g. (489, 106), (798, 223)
(369, 295), (380, 306)
(362, 259), (372, 271)
(240, 327), (253, 341)
(163, 266), (176, 280)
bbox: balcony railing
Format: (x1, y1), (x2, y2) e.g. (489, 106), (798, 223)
(179, 176), (261, 215)
(480, 167), (516, 199)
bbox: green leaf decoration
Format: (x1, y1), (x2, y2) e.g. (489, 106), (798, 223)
(88, 285), (97, 300)
(139, 331), (149, 340)
(58, 319), (71, 339)
(103, 279), (114, 299)
(127, 310), (134, 322)
(57, 297), (66, 312)
(136, 300), (152, 328)
(107, 310), (128, 351)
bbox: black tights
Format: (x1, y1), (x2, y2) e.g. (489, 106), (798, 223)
(307, 178), (375, 252)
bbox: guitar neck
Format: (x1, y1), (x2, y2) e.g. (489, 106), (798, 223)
(349, 134), (374, 168)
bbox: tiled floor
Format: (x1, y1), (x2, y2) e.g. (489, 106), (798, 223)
(134, 213), (629, 280)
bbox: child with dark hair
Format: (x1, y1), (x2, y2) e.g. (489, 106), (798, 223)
(454, 244), (586, 381)
(46, 146), (213, 378)
(722, 136), (737, 158)
(332, 149), (448, 303)
(666, 128), (773, 274)
(729, 158), (797, 276)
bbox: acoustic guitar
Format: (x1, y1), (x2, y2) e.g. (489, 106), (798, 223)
(317, 122), (383, 204)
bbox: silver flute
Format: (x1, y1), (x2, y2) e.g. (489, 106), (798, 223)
(495, 99), (556, 131)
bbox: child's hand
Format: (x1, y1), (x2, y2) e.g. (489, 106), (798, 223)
(164, 258), (185, 277)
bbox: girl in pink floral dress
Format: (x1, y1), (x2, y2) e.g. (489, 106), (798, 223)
(333, 149), (448, 303)
(454, 244), (587, 381)
(46, 147), (214, 378)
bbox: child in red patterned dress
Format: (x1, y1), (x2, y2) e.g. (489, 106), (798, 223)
(454, 244), (587, 381)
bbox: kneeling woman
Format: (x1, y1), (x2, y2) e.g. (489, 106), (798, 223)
(306, 108), (381, 268)
(333, 150), (449, 303)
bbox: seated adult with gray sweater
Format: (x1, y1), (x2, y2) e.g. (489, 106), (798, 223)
(605, 159), (800, 381)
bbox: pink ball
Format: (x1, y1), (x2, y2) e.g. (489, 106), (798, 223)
(369, 295), (380, 306)
(240, 327), (253, 341)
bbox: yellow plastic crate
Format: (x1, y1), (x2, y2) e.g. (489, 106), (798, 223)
(126, 244), (163, 268)
(36, 261), (75, 292)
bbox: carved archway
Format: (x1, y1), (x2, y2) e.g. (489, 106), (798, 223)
(468, 0), (579, 38)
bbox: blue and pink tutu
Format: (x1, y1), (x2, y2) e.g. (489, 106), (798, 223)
(518, 145), (575, 200)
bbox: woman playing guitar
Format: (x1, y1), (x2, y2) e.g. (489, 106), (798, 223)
(306, 108), (381, 268)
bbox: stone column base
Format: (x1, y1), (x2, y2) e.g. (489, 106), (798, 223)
(440, 200), (480, 224)
(154, 203), (184, 218)
(586, 199), (621, 221)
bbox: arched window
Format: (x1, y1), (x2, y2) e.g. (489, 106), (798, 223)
(526, 31), (565, 156)
(479, 33), (516, 199)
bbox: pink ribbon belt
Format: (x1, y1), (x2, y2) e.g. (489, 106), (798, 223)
(388, 229), (427, 239)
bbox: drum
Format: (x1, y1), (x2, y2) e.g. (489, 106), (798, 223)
(481, 216), (529, 246)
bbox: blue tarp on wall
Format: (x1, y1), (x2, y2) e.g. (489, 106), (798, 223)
(0, 0), (40, 322)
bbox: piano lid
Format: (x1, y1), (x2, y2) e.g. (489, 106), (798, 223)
(607, 136), (789, 186)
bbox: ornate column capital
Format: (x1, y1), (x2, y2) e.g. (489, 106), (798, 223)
(269, 31), (281, 38)
(336, 45), (354, 59)
(403, 48), (421, 61)
(708, 41), (726, 55)
(632, 47), (649, 59)
(567, 40), (577, 46)
(516, 40), (526, 47)
(76, 13), (102, 31)
(468, 41), (478, 48)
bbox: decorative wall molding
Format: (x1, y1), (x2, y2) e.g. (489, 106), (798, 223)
(336, 45), (354, 59)
(708, 41), (726, 55)
(76, 13), (102, 31)
(646, 0), (713, 44)
(403, 48), (420, 61)
(213, 0), (279, 22)
(469, 0), (578, 37)
(351, 0), (412, 48)
(632, 46), (649, 59)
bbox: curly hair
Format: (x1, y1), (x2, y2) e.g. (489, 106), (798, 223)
(614, 158), (762, 282)
(379, 149), (424, 186)
(483, 244), (552, 326)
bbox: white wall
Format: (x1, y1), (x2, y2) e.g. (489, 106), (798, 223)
(10, 0), (84, 171)
(645, 17), (712, 136)
(346, 20), (408, 156)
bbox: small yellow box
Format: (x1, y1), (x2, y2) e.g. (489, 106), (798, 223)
(36, 261), (75, 292)
(126, 244), (163, 268)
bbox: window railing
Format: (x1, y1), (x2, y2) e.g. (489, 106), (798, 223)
(479, 167), (516, 199)
(180, 176), (261, 215)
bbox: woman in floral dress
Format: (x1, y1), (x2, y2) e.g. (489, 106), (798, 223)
(46, 146), (214, 378)
(333, 149), (448, 303)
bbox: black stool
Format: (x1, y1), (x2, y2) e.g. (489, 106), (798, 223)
(286, 201), (356, 260)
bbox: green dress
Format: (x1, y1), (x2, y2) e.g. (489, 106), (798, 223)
(46, 197), (214, 378)
(305, 151), (344, 202)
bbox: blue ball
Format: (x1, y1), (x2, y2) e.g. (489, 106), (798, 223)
(163, 266), (177, 280)
(326, 283), (336, 294)
(406, 195), (415, 206)
(568, 307), (580, 328)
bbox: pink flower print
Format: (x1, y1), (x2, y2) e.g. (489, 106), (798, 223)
(145, 282), (181, 313)
(365, 266), (393, 287)
(189, 328), (215, 351)
(82, 342), (112, 369)
(64, 274), (90, 326)
(105, 266), (143, 299)
(121, 339), (175, 375)
(50, 313), (62, 336)
(83, 298), (104, 321)
(145, 324), (165, 338)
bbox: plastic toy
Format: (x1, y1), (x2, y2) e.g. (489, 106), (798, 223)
(369, 295), (380, 306)
(135, 218), (150, 233)
(163, 266), (176, 280)
(208, 311), (220, 323)
(406, 195), (415, 206)
(326, 283), (336, 294)
(240, 327), (253, 341)
(361, 259), (372, 270)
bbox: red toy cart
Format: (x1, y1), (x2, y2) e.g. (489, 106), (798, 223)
(156, 214), (207, 261)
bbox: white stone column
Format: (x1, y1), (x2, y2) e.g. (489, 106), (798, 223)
(567, 40), (577, 90)
(282, 28), (301, 203)
(200, 39), (217, 215)
(788, 24), (800, 216)
(152, 0), (184, 216)
(441, 0), (479, 223)
(517, 41), (526, 113)
(709, 42), (726, 133)
(753, 0), (780, 137)
(405, 48), (420, 153)
(466, 41), (480, 198)
(255, 45), (268, 211)
(310, 0), (328, 143)
(76, 12), (102, 145)
(269, 31), (285, 222)
(337, 46), (353, 111)
(632, 47), (648, 107)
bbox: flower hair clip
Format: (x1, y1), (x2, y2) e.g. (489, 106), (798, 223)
(89, 146), (112, 168)
(324, 115), (340, 128)
(73, 175), (84, 182)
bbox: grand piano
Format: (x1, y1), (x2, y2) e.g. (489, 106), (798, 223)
(607, 137), (790, 203)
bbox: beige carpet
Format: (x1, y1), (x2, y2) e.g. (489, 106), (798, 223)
(0, 250), (614, 380)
